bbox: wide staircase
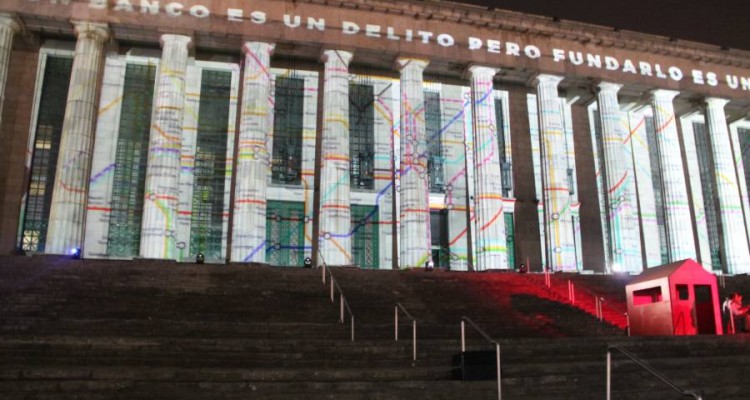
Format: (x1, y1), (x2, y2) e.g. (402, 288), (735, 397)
(0, 256), (749, 399)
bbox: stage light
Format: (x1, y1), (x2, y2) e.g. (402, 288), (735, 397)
(303, 257), (313, 268)
(196, 253), (205, 264)
(70, 248), (81, 260)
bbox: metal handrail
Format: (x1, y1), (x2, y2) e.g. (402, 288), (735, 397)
(395, 303), (417, 363)
(606, 345), (702, 400)
(319, 254), (355, 342)
(541, 274), (630, 335)
(460, 316), (502, 400)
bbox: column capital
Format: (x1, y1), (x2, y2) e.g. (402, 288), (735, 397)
(705, 97), (730, 109)
(649, 89), (679, 102)
(0, 13), (22, 33)
(596, 81), (622, 94)
(532, 73), (563, 88)
(159, 34), (192, 49)
(394, 57), (429, 73)
(72, 21), (109, 43)
(465, 65), (498, 80)
(320, 49), (353, 67)
(242, 41), (275, 56)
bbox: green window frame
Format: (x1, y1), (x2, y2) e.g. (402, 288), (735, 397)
(20, 56), (73, 253)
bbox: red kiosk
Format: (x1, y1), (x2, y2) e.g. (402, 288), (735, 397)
(626, 259), (722, 336)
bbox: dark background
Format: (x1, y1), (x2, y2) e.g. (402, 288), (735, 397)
(445, 0), (749, 51)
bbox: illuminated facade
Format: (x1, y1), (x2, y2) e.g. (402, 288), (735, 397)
(2, 0), (750, 273)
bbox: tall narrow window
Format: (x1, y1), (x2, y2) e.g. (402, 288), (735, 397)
(494, 97), (512, 196)
(738, 128), (750, 204)
(693, 121), (722, 270)
(266, 200), (305, 267)
(425, 91), (444, 193)
(592, 109), (612, 264)
(107, 63), (156, 257)
(272, 77), (304, 185)
(189, 70), (232, 260)
(352, 204), (379, 269)
(645, 116), (669, 264)
(429, 209), (449, 267)
(349, 83), (375, 190)
(21, 56), (73, 252)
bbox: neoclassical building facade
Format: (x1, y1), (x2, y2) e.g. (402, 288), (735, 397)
(1, 0), (750, 274)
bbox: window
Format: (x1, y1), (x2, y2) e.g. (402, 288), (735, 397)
(107, 62), (156, 257)
(692, 121), (721, 270)
(645, 116), (669, 264)
(190, 69), (232, 260)
(272, 77), (304, 185)
(633, 286), (663, 305)
(494, 97), (512, 196)
(21, 56), (73, 252)
(425, 91), (444, 193)
(676, 284), (689, 300)
(349, 83), (375, 190)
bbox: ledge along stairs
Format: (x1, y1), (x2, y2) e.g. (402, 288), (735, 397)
(1, 256), (750, 399)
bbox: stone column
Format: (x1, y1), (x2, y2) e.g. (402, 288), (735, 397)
(649, 89), (696, 261)
(230, 42), (275, 263)
(705, 98), (750, 273)
(468, 66), (506, 270)
(318, 50), (353, 266)
(597, 82), (639, 272)
(396, 57), (432, 269)
(139, 34), (192, 260)
(46, 22), (109, 255)
(533, 74), (575, 271)
(0, 14), (21, 134)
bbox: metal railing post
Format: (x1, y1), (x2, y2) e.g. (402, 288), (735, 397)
(595, 296), (600, 320)
(340, 293), (344, 323)
(322, 263), (326, 284)
(351, 316), (355, 342)
(626, 313), (630, 336)
(568, 280), (572, 301)
(461, 320), (466, 352)
(496, 342), (502, 400)
(394, 306), (399, 341)
(606, 348), (612, 400)
(461, 317), (502, 400)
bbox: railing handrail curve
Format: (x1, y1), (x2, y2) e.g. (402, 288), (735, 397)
(460, 316), (502, 400)
(318, 253), (355, 341)
(461, 316), (497, 345)
(394, 303), (417, 364)
(396, 302), (415, 321)
(606, 345), (702, 400)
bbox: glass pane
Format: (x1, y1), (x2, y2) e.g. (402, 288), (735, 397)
(190, 69), (232, 260)
(108, 63), (156, 257)
(645, 116), (669, 264)
(266, 200), (306, 267)
(271, 77), (304, 185)
(351, 204), (379, 269)
(425, 91), (444, 193)
(21, 56), (73, 252)
(349, 84), (375, 190)
(692, 122), (721, 270)
(505, 212), (515, 269)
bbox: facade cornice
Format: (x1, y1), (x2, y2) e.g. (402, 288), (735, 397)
(300, 0), (750, 68)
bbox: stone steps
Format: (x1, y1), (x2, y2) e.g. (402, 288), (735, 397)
(1, 256), (748, 399)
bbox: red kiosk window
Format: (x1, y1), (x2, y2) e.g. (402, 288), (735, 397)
(633, 287), (663, 305)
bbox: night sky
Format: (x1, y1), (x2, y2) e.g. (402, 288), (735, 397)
(448, 0), (750, 51)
